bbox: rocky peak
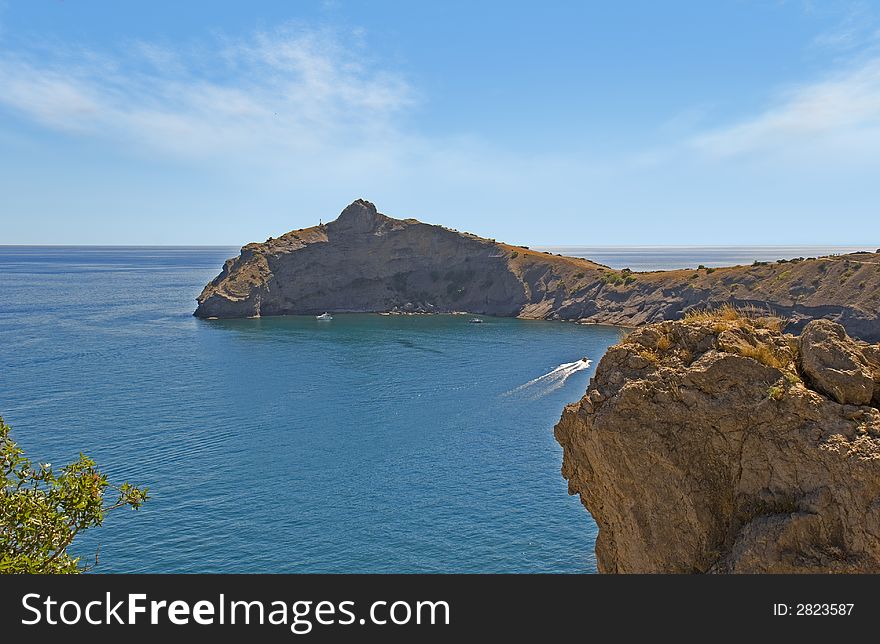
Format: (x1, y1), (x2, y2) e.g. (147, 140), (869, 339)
(329, 199), (381, 234)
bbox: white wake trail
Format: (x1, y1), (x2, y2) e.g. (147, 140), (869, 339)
(503, 358), (592, 399)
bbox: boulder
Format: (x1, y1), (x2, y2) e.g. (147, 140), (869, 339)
(798, 320), (874, 405)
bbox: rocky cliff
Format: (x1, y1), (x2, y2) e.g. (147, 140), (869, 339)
(195, 200), (880, 341)
(195, 199), (601, 319)
(555, 314), (880, 573)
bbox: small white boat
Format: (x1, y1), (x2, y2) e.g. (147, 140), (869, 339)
(468, 317), (483, 324)
(316, 312), (333, 321)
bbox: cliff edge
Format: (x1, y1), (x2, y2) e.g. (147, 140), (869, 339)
(195, 200), (880, 341)
(555, 313), (880, 573)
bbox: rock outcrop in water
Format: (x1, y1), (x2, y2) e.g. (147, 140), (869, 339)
(555, 313), (880, 573)
(195, 200), (880, 341)
(195, 199), (607, 320)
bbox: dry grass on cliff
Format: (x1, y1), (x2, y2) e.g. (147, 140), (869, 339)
(618, 304), (792, 374)
(684, 303), (784, 333)
(686, 305), (796, 372)
(726, 342), (791, 371)
(621, 304), (797, 374)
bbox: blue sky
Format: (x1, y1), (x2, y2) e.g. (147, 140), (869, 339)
(1, 1), (879, 245)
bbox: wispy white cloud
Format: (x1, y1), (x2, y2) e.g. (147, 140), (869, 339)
(0, 25), (414, 161)
(809, 0), (879, 53)
(0, 24), (607, 233)
(5, 19), (879, 178)
(689, 56), (880, 160)
(0, 24), (611, 244)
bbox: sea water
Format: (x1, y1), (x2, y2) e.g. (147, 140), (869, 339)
(0, 246), (623, 573)
(0, 245), (862, 572)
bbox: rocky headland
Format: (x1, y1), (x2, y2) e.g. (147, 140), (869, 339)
(555, 314), (880, 572)
(194, 200), (880, 341)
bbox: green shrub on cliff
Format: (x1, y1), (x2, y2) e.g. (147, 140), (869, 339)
(767, 385), (785, 401)
(0, 416), (148, 574)
(600, 271), (637, 287)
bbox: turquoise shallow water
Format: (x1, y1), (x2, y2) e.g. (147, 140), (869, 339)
(0, 247), (625, 573)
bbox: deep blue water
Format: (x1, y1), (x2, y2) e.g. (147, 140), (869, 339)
(0, 246), (626, 573)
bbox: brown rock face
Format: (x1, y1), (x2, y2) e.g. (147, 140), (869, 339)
(863, 345), (880, 406)
(798, 320), (875, 405)
(555, 314), (880, 573)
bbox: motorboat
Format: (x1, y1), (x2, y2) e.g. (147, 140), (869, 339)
(468, 317), (483, 324)
(316, 312), (333, 321)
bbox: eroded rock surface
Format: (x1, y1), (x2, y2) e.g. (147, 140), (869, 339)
(555, 315), (880, 573)
(798, 320), (875, 405)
